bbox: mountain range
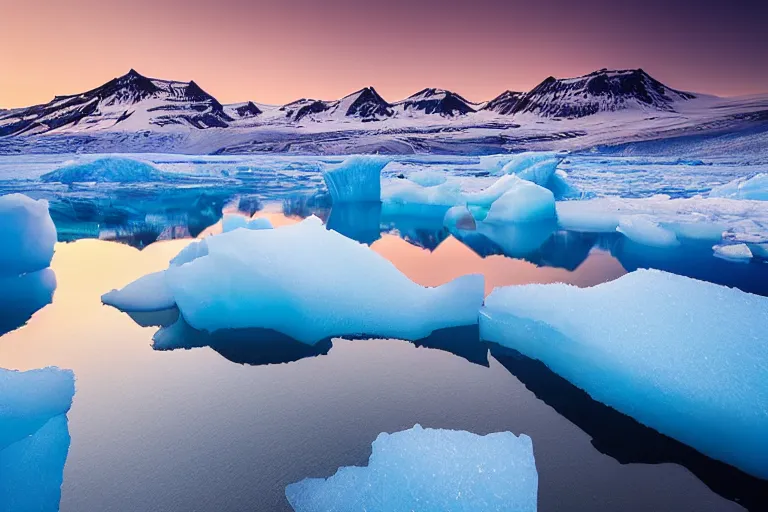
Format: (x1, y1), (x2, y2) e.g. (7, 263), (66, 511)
(1, 68), (766, 156)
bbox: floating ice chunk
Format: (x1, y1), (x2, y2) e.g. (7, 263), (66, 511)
(482, 177), (556, 224)
(0, 194), (57, 277)
(222, 214), (273, 233)
(40, 157), (165, 184)
(443, 205), (476, 230)
(103, 216), (485, 344)
(480, 269), (768, 478)
(322, 156), (389, 203)
(710, 174), (768, 201)
(101, 271), (175, 312)
(0, 414), (71, 512)
(506, 156), (563, 188)
(617, 215), (679, 248)
(0, 367), (75, 450)
(713, 243), (753, 262)
(556, 196), (768, 244)
(381, 179), (462, 207)
(407, 170), (447, 187)
(498, 151), (563, 178)
(285, 424), (537, 512)
(465, 174), (535, 210)
(169, 239), (209, 267)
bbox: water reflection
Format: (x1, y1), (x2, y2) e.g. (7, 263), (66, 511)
(490, 344), (768, 511)
(0, 268), (57, 336)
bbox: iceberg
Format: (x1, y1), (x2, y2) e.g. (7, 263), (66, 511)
(713, 243), (753, 262)
(709, 174), (768, 201)
(481, 177), (556, 224)
(407, 169), (447, 187)
(616, 215), (679, 248)
(0, 194), (57, 277)
(322, 156), (389, 203)
(40, 157), (166, 184)
(103, 217), (484, 344)
(222, 214), (273, 233)
(556, 195), (768, 244)
(480, 269), (768, 479)
(285, 424), (537, 512)
(498, 151), (563, 178)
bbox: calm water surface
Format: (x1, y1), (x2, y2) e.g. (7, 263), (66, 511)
(1, 211), (767, 512)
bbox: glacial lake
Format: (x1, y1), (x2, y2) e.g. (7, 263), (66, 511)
(2, 202), (767, 512)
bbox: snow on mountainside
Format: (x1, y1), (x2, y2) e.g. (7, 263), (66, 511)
(482, 91), (525, 115)
(0, 69), (244, 136)
(280, 87), (393, 122)
(509, 68), (697, 118)
(393, 88), (476, 117)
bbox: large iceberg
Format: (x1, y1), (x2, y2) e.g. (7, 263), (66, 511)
(480, 269), (768, 479)
(40, 157), (166, 184)
(322, 156), (389, 203)
(285, 424), (537, 512)
(0, 367), (75, 512)
(709, 174), (768, 201)
(103, 217), (484, 344)
(480, 176), (556, 224)
(0, 194), (57, 277)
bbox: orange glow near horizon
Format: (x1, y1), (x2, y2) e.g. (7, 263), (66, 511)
(1, 0), (766, 108)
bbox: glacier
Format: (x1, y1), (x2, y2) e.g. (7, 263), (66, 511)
(0, 194), (57, 277)
(102, 216), (485, 344)
(0, 367), (75, 512)
(322, 156), (389, 203)
(479, 269), (768, 479)
(40, 157), (167, 184)
(285, 424), (537, 512)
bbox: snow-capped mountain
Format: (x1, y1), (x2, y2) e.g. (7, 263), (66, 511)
(482, 90), (524, 115)
(508, 68), (697, 118)
(0, 69), (240, 136)
(393, 88), (476, 116)
(280, 87), (393, 122)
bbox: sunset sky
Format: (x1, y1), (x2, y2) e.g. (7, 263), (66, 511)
(1, 0), (766, 108)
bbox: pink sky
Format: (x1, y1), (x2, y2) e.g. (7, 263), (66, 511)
(1, 0), (766, 108)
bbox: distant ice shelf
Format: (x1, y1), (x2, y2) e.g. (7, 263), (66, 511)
(102, 216), (485, 344)
(480, 269), (768, 479)
(285, 424), (538, 512)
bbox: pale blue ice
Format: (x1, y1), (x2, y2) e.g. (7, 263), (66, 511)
(480, 269), (768, 479)
(0, 194), (57, 277)
(286, 424), (538, 512)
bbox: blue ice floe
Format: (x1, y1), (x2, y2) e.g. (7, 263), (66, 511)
(40, 157), (166, 184)
(0, 194), (57, 277)
(285, 424), (538, 512)
(712, 243), (753, 262)
(709, 173), (768, 201)
(480, 269), (768, 479)
(0, 367), (75, 512)
(102, 216), (484, 344)
(322, 156), (389, 203)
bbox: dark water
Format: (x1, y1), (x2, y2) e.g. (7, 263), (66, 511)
(1, 202), (767, 512)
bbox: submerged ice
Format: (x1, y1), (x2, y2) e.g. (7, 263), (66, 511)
(285, 424), (538, 512)
(480, 269), (768, 479)
(0, 194), (57, 277)
(102, 216), (484, 344)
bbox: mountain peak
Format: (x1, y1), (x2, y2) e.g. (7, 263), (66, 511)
(396, 88), (475, 116)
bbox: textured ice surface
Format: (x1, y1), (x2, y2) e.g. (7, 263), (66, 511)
(480, 269), (768, 478)
(40, 157), (165, 184)
(285, 424), (538, 512)
(407, 169), (447, 187)
(0, 367), (74, 451)
(710, 173), (768, 201)
(499, 152), (563, 179)
(169, 239), (209, 267)
(322, 156), (388, 203)
(222, 214), (273, 233)
(616, 215), (679, 248)
(103, 216), (484, 344)
(0, 194), (57, 277)
(556, 195), (768, 243)
(713, 243), (753, 262)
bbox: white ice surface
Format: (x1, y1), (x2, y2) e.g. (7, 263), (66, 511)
(285, 424), (538, 512)
(0, 194), (57, 277)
